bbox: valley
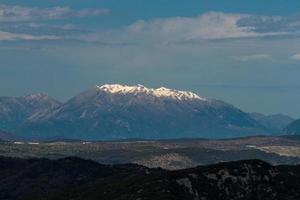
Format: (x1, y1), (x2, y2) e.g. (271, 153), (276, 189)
(1, 136), (299, 170)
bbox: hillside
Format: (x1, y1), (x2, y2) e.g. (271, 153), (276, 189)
(0, 156), (299, 200)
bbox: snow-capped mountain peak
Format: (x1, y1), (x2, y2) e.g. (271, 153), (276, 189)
(96, 84), (207, 101)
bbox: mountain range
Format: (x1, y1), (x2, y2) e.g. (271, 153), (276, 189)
(0, 84), (297, 140)
(249, 112), (294, 134)
(284, 119), (300, 135)
(0, 93), (61, 140)
(0, 130), (17, 141)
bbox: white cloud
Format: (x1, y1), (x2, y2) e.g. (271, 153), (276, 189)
(0, 5), (110, 22)
(232, 54), (273, 62)
(0, 31), (60, 41)
(127, 12), (286, 42)
(0, 4), (109, 40)
(291, 54), (300, 61)
(0, 10), (298, 43)
(0, 22), (86, 38)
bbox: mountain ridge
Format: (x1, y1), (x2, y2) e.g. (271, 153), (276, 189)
(0, 156), (299, 200)
(95, 84), (207, 101)
(250, 112), (294, 133)
(284, 119), (300, 135)
(0, 84), (269, 140)
(18, 84), (268, 140)
(0, 93), (61, 132)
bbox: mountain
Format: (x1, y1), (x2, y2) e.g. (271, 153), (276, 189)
(0, 156), (299, 200)
(20, 84), (268, 140)
(0, 130), (18, 141)
(250, 112), (294, 133)
(0, 93), (61, 133)
(284, 119), (300, 135)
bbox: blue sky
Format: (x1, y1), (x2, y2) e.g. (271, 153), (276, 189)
(1, 1), (300, 117)
(2, 0), (299, 15)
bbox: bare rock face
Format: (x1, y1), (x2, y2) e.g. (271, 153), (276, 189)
(19, 84), (267, 140)
(134, 153), (195, 170)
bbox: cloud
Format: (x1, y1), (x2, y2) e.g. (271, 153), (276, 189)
(127, 12), (286, 42)
(0, 4), (109, 41)
(0, 30), (60, 41)
(291, 54), (300, 61)
(0, 23), (82, 41)
(1, 10), (299, 43)
(232, 54), (273, 62)
(237, 14), (300, 34)
(0, 22), (87, 37)
(0, 5), (110, 22)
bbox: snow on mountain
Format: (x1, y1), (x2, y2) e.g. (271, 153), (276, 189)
(96, 84), (207, 101)
(17, 84), (268, 140)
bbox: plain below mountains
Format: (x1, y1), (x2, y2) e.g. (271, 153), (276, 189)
(0, 84), (294, 140)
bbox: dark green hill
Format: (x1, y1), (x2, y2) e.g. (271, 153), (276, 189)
(0, 156), (299, 200)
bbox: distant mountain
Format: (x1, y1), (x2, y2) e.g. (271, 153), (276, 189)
(250, 112), (294, 133)
(0, 93), (61, 132)
(19, 84), (268, 140)
(0, 156), (300, 200)
(284, 119), (300, 135)
(0, 130), (18, 141)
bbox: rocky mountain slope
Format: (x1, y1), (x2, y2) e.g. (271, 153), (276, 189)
(0, 156), (299, 200)
(250, 113), (294, 134)
(0, 93), (61, 132)
(18, 84), (267, 140)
